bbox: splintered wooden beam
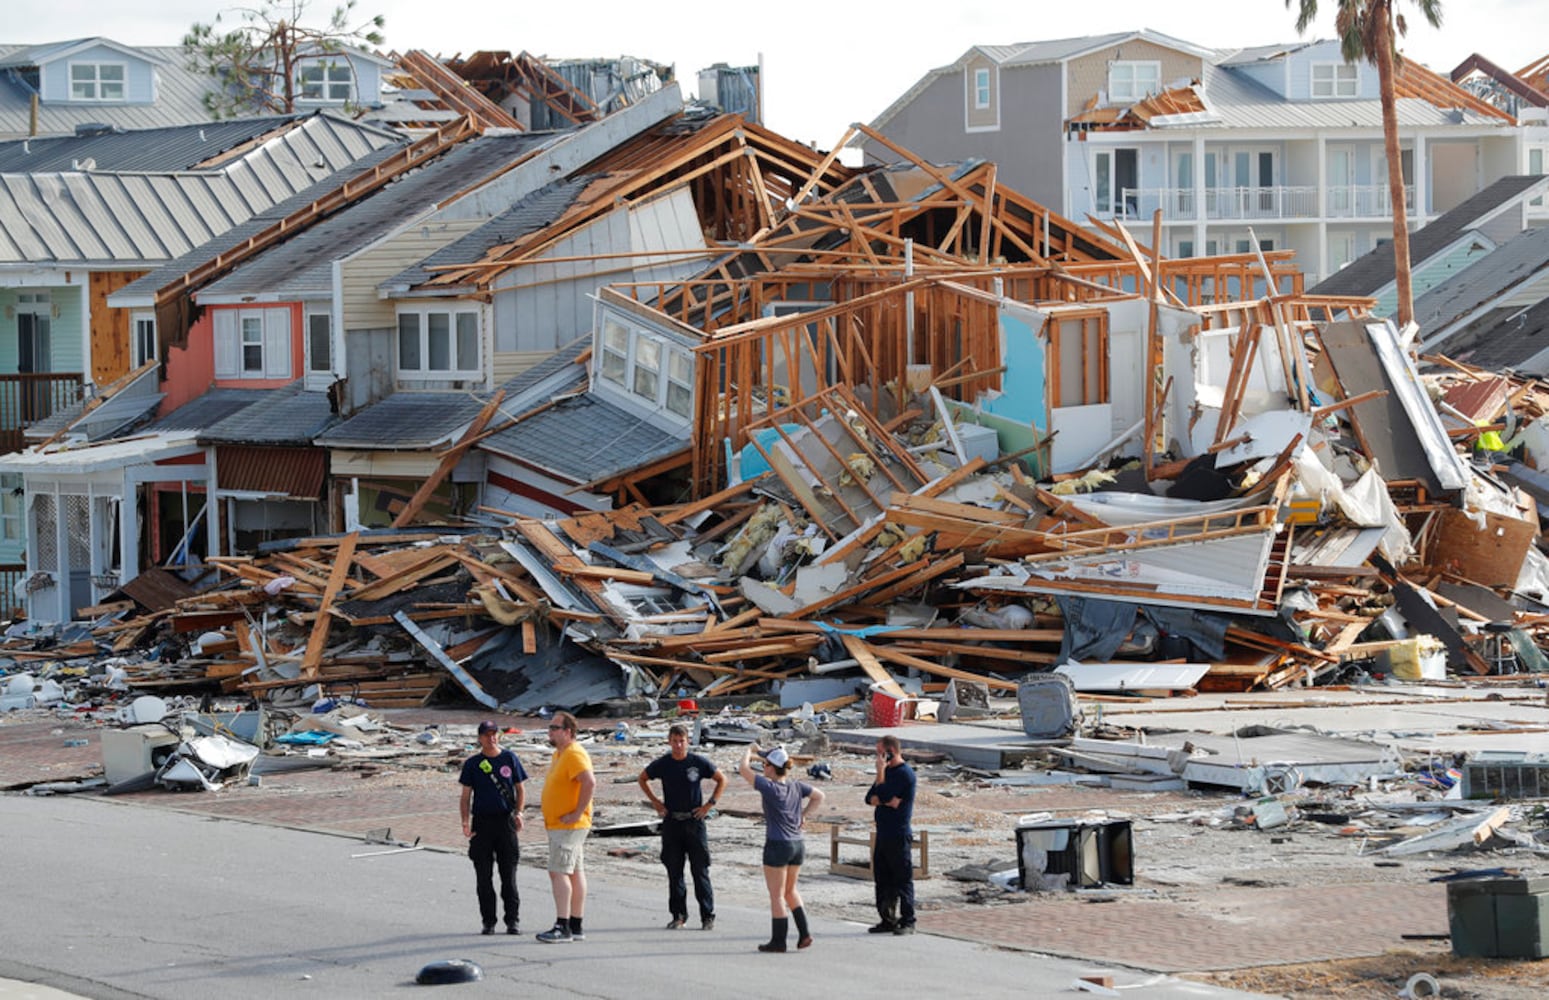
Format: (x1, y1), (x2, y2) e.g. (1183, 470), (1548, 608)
(840, 635), (908, 698)
(302, 531), (358, 678)
(345, 549), (459, 604)
(869, 644), (1018, 692)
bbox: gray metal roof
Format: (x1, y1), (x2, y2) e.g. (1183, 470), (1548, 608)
(1180, 61), (1512, 132)
(197, 133), (556, 301)
(479, 392), (686, 484)
(0, 43), (215, 139)
(110, 142), (406, 303)
(382, 174), (591, 294)
(1439, 297), (1549, 374)
(0, 115), (316, 173)
(200, 382), (339, 444)
(1310, 175), (1549, 297)
(1415, 227), (1549, 339)
(144, 387), (271, 432)
(315, 390), (488, 449)
(0, 112), (406, 267)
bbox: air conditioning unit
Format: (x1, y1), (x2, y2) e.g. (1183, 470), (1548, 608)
(100, 725), (181, 785)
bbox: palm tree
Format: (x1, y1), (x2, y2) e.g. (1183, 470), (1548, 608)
(1288, 0), (1442, 330)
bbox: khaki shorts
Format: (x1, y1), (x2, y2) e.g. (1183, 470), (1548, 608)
(547, 827), (589, 874)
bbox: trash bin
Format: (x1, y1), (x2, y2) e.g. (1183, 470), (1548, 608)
(1017, 673), (1077, 739)
(1447, 876), (1549, 958)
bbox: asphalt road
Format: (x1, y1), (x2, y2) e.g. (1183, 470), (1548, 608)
(0, 795), (1272, 1000)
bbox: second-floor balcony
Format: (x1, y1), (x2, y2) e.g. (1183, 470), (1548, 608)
(0, 372), (85, 454)
(1118, 184), (1416, 222)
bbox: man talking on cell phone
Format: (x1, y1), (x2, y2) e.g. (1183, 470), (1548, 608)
(864, 734), (916, 935)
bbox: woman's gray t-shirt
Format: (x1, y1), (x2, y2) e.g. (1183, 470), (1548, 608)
(755, 774), (813, 841)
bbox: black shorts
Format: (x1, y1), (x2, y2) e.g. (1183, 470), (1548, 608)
(762, 839), (805, 867)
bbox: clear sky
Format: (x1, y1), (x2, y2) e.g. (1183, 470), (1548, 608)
(7, 0), (1548, 148)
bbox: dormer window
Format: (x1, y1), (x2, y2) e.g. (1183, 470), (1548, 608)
(973, 68), (991, 110)
(70, 62), (125, 101)
(1311, 62), (1359, 98)
(298, 59), (354, 102)
(1108, 61), (1161, 102)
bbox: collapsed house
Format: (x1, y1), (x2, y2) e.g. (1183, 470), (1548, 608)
(0, 72), (1544, 727)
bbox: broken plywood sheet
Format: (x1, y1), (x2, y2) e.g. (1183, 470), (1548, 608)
(1430, 506), (1537, 590)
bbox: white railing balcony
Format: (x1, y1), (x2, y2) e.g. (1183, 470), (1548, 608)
(1118, 186), (1322, 221)
(1324, 184), (1416, 218)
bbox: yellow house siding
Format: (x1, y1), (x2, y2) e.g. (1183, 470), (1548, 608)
(1066, 42), (1203, 116)
(339, 219), (484, 331)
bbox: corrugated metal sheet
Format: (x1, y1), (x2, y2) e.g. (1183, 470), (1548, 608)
(0, 116), (316, 173)
(216, 445), (326, 499)
(0, 114), (404, 266)
(0, 44), (215, 138)
(198, 133), (551, 300)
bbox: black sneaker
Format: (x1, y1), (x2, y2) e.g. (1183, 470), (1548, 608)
(893, 924), (916, 936)
(505, 924), (519, 935)
(665, 917), (686, 930)
(481, 924), (495, 936)
(867, 921), (896, 934)
(701, 916), (715, 931)
(536, 925), (572, 943)
(570, 928), (585, 941)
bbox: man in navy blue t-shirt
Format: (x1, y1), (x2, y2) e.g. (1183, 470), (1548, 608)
(459, 720), (529, 934)
(638, 723), (728, 930)
(865, 734), (917, 935)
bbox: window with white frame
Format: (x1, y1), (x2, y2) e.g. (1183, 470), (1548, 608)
(973, 67), (991, 109)
(666, 351), (693, 418)
(131, 312), (156, 367)
(594, 314), (694, 422)
(69, 62), (126, 101)
(1530, 147), (1547, 208)
(1108, 61), (1160, 102)
(306, 312), (331, 373)
(213, 307), (292, 379)
(0, 474), (22, 544)
(1311, 62), (1359, 98)
(600, 318), (629, 386)
(397, 306), (480, 379)
(298, 60), (354, 102)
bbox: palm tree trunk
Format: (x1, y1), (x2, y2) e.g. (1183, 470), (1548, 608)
(1374, 5), (1414, 329)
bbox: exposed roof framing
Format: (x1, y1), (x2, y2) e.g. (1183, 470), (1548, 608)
(442, 50), (604, 126)
(417, 113), (855, 291)
(1395, 58), (1516, 124)
(1450, 53), (1549, 109)
(393, 50), (524, 131)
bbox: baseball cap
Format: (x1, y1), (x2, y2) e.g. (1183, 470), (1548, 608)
(761, 745), (790, 768)
(476, 720), (499, 735)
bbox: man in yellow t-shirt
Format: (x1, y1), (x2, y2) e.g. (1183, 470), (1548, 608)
(536, 711), (595, 943)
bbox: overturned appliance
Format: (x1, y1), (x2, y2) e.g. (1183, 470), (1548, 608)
(154, 734), (261, 791)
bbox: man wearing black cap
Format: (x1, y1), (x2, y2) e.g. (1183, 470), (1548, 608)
(459, 720), (528, 935)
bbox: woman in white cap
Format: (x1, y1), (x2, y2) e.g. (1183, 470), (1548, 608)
(739, 742), (824, 952)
